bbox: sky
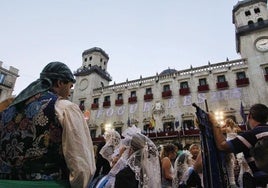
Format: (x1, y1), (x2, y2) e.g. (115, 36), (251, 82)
(0, 1), (241, 95)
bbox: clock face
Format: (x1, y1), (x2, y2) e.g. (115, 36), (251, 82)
(255, 38), (268, 52)
(79, 78), (88, 90)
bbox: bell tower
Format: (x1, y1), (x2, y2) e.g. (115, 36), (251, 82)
(232, 0), (268, 103)
(233, 0), (268, 58)
(72, 47), (112, 107)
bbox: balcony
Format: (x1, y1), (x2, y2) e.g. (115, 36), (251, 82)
(181, 129), (200, 136)
(91, 103), (99, 110)
(79, 104), (85, 111)
(115, 99), (124, 106)
(128, 96), (137, 103)
(265, 74), (268, 81)
(236, 78), (249, 87)
(0, 80), (13, 88)
(179, 88), (190, 96)
(216, 81), (229, 90)
(103, 101), (111, 108)
(162, 90), (172, 98)
(198, 84), (209, 92)
(144, 94), (153, 101)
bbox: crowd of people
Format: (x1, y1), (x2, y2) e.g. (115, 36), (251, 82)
(0, 61), (267, 188)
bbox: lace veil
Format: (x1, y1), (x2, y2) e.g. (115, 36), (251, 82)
(173, 150), (193, 187)
(99, 129), (121, 164)
(127, 133), (161, 188)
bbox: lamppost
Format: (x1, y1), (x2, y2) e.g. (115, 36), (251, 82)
(104, 123), (113, 132)
(214, 110), (224, 126)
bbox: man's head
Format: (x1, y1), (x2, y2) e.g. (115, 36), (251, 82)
(41, 62), (76, 99)
(248, 103), (268, 128)
(40, 61), (76, 83)
(11, 62), (76, 106)
(250, 137), (268, 173)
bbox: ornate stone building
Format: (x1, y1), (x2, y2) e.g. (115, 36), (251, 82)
(0, 61), (19, 101)
(72, 0), (268, 145)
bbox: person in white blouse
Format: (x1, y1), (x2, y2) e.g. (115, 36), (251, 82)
(0, 62), (96, 188)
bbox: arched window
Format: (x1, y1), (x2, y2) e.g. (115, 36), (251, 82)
(258, 18), (264, 23)
(163, 121), (174, 132)
(248, 20), (254, 26)
(245, 10), (251, 16)
(254, 7), (260, 14)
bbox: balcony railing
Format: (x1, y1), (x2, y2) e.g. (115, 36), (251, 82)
(91, 103), (99, 110)
(162, 90), (172, 98)
(0, 80), (13, 88)
(198, 84), (209, 92)
(265, 74), (268, 81)
(115, 99), (124, 106)
(128, 96), (137, 103)
(79, 104), (85, 111)
(236, 78), (249, 87)
(216, 81), (229, 89)
(103, 101), (111, 108)
(179, 88), (190, 96)
(144, 94), (153, 101)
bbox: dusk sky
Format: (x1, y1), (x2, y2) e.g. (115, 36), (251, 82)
(0, 1), (241, 95)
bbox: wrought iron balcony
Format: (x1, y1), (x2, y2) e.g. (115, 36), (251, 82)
(91, 103), (99, 110)
(198, 84), (209, 92)
(216, 81), (229, 90)
(103, 101), (111, 108)
(236, 78), (249, 87)
(179, 88), (190, 96)
(115, 99), (124, 106)
(128, 96), (137, 103)
(144, 94), (153, 101)
(265, 74), (268, 81)
(162, 90), (172, 98)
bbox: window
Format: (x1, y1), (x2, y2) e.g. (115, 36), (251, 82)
(236, 71), (246, 79)
(217, 75), (226, 83)
(117, 93), (123, 100)
(104, 96), (110, 102)
(199, 78), (207, 86)
(100, 58), (103, 62)
(258, 18), (264, 23)
(146, 88), (152, 95)
(180, 81), (189, 89)
(265, 67), (268, 74)
(0, 73), (6, 84)
(131, 91), (136, 97)
(245, 10), (251, 16)
(84, 57), (87, 62)
(79, 100), (84, 106)
(254, 7), (260, 14)
(248, 20), (254, 26)
(90, 129), (96, 138)
(79, 100), (85, 111)
(163, 122), (174, 132)
(89, 56), (92, 61)
(182, 120), (195, 130)
(93, 98), (99, 104)
(163, 84), (170, 92)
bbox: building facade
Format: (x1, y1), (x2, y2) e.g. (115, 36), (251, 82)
(0, 61), (19, 101)
(72, 0), (268, 145)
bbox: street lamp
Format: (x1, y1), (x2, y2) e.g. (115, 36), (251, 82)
(104, 123), (113, 132)
(214, 110), (224, 126)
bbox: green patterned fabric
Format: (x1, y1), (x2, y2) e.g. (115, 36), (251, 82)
(11, 62), (75, 106)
